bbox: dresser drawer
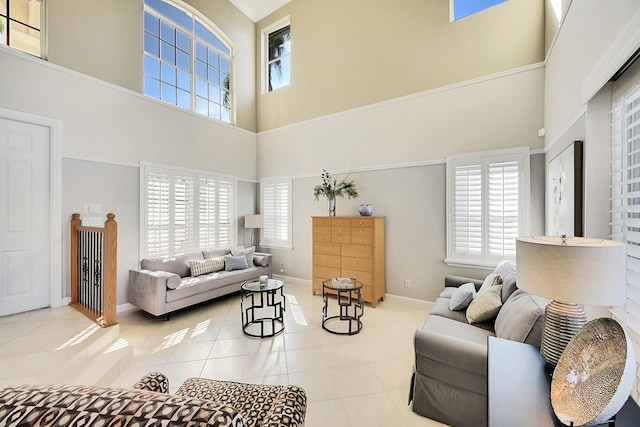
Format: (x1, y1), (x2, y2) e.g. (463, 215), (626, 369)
(342, 257), (373, 272)
(332, 228), (351, 244)
(342, 244), (372, 259)
(313, 266), (341, 280)
(351, 218), (374, 228)
(313, 217), (332, 227)
(351, 227), (373, 244)
(341, 269), (373, 287)
(331, 218), (350, 227)
(313, 226), (332, 242)
(314, 242), (341, 256)
(314, 254), (341, 268)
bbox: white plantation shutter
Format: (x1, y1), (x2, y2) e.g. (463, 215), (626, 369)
(142, 164), (237, 258)
(447, 148), (529, 267)
(174, 173), (195, 255)
(488, 160), (519, 258)
(454, 164), (482, 257)
(611, 85), (640, 403)
(217, 178), (235, 248)
(146, 170), (171, 257)
(261, 176), (292, 249)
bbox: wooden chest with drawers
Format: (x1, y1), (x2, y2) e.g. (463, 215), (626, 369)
(312, 216), (385, 307)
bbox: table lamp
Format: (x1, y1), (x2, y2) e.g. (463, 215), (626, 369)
(244, 214), (263, 247)
(516, 235), (626, 367)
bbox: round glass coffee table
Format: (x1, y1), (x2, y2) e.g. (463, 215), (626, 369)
(322, 278), (364, 335)
(241, 279), (285, 338)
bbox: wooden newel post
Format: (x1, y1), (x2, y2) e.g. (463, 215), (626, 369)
(103, 213), (117, 327)
(71, 213), (81, 305)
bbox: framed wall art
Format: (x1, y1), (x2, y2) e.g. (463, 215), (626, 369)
(546, 140), (584, 237)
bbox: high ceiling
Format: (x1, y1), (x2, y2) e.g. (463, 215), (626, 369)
(228, 0), (293, 22)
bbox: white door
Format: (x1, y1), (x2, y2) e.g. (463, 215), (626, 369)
(0, 117), (50, 316)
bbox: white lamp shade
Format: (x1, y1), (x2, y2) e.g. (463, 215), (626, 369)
(244, 214), (263, 229)
(516, 236), (626, 306)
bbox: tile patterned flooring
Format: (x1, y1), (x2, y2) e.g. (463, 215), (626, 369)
(0, 278), (446, 427)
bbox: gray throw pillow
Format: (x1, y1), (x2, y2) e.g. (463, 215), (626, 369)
(495, 289), (549, 346)
(231, 246), (255, 268)
(224, 255), (249, 271)
(449, 282), (476, 311)
(253, 255), (269, 267)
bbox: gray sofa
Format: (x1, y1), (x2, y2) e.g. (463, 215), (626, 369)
(409, 261), (549, 427)
(129, 247), (271, 318)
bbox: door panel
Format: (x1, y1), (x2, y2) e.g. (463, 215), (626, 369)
(0, 118), (50, 316)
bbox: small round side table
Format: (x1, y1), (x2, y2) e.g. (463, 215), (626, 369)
(322, 278), (364, 335)
(241, 279), (285, 338)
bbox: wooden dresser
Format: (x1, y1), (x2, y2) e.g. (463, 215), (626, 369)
(312, 216), (385, 307)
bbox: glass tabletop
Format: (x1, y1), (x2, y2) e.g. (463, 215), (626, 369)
(242, 279), (284, 292)
(322, 278), (363, 290)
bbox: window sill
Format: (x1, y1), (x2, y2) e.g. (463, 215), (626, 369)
(444, 258), (499, 270)
(259, 243), (293, 251)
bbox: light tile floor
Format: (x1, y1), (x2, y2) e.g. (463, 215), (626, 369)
(0, 278), (447, 427)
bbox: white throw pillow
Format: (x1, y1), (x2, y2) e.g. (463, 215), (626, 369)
(466, 285), (503, 324)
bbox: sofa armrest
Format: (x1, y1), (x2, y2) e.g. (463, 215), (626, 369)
(444, 275), (484, 290)
(131, 372), (169, 393)
(128, 269), (179, 316)
(414, 327), (487, 375)
(262, 385), (307, 427)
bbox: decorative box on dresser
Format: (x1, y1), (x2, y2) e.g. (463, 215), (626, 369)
(312, 216), (385, 307)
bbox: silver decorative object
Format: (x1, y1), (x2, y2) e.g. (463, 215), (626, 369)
(358, 204), (373, 216)
(551, 318), (636, 426)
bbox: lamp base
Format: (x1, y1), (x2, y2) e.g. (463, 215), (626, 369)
(540, 300), (587, 367)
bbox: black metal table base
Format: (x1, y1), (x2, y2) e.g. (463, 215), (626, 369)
(241, 284), (285, 338)
(322, 281), (364, 335)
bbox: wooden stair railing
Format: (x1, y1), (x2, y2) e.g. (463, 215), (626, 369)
(70, 213), (117, 327)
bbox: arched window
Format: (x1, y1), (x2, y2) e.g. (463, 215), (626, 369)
(143, 0), (233, 124)
(0, 0), (43, 57)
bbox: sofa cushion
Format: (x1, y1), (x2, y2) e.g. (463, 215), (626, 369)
(493, 260), (518, 303)
(449, 283), (476, 311)
(189, 257), (225, 277)
(140, 252), (204, 278)
(231, 246), (255, 268)
(466, 285), (503, 324)
(225, 254), (249, 271)
(495, 289), (548, 346)
(167, 267), (269, 303)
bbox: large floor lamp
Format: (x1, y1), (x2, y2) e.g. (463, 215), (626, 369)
(516, 235), (626, 367)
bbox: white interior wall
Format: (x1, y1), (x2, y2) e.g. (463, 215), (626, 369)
(258, 66), (546, 301)
(0, 46), (258, 307)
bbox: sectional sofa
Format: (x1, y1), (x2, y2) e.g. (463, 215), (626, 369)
(409, 261), (549, 427)
(128, 246), (271, 318)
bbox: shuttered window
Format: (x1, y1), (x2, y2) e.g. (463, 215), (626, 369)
(261, 176), (292, 249)
(141, 163), (236, 258)
(446, 148), (529, 268)
(611, 84), (640, 402)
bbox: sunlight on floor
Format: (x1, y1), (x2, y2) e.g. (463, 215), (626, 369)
(192, 319), (212, 338)
(55, 324), (100, 351)
(153, 328), (189, 352)
(286, 293), (308, 326)
(105, 338), (129, 354)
